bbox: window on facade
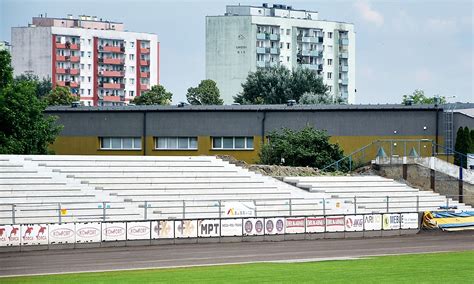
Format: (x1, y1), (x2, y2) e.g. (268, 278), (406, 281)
(129, 54), (134, 60)
(287, 56), (290, 62)
(80, 51), (84, 57)
(155, 137), (198, 150)
(88, 89), (91, 95)
(286, 43), (290, 49)
(100, 137), (142, 150)
(286, 29), (290, 35)
(80, 89), (84, 95)
(327, 72), (332, 79)
(211, 137), (254, 150)
(129, 90), (134, 97)
(88, 77), (91, 82)
(327, 59), (332, 66)
(88, 64), (91, 70)
(130, 78), (135, 84)
(87, 51), (91, 58)
(328, 32), (333, 38)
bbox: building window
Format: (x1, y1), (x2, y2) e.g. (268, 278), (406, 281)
(287, 56), (290, 62)
(155, 137), (198, 150)
(131, 42), (135, 48)
(88, 51), (91, 58)
(129, 90), (134, 97)
(286, 43), (290, 49)
(88, 64), (91, 70)
(88, 39), (91, 44)
(130, 78), (135, 84)
(211, 137), (254, 150)
(328, 32), (333, 39)
(100, 137), (142, 150)
(327, 72), (332, 79)
(88, 89), (91, 95)
(327, 59), (332, 66)
(129, 54), (134, 60)
(80, 89), (84, 95)
(328, 85), (332, 92)
(88, 77), (91, 82)
(80, 76), (84, 82)
(80, 51), (84, 57)
(286, 29), (290, 35)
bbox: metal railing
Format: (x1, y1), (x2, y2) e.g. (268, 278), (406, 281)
(1, 195), (471, 225)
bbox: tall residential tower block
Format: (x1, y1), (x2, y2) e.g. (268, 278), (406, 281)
(206, 4), (355, 104)
(12, 15), (159, 106)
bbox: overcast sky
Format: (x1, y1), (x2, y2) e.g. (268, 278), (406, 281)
(1, 0), (472, 104)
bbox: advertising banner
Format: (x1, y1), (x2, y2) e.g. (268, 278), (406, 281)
(198, 219), (220, 237)
(127, 222), (151, 240)
(102, 222), (126, 241)
(0, 225), (21, 246)
(221, 218), (243, 237)
(151, 220), (174, 239)
(364, 214), (382, 231)
(328, 199), (352, 214)
(345, 215), (364, 232)
(285, 217), (305, 234)
(383, 214), (401, 230)
(306, 216), (325, 233)
(264, 218), (285, 235)
(401, 213), (419, 229)
(243, 218), (265, 236)
(21, 224), (48, 246)
(49, 223), (75, 244)
(75, 222), (101, 243)
(224, 202), (255, 218)
(325, 216), (345, 232)
(174, 220), (197, 238)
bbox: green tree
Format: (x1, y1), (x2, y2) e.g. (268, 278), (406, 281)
(14, 74), (52, 99)
(299, 92), (333, 105)
(0, 79), (62, 154)
(454, 126), (471, 167)
(259, 125), (347, 170)
(470, 129), (474, 153)
(132, 85), (172, 105)
(0, 50), (13, 89)
(234, 66), (330, 105)
(45, 86), (78, 106)
(186, 79), (223, 105)
(402, 89), (446, 105)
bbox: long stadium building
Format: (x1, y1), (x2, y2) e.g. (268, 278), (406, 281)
(45, 104), (474, 163)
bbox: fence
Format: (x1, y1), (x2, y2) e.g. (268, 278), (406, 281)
(0, 212), (420, 247)
(1, 195), (469, 225)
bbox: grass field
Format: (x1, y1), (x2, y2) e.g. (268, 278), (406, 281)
(2, 251), (473, 283)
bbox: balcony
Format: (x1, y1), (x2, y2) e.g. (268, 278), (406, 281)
(256, 47), (266, 54)
(100, 70), (125, 77)
(69, 68), (80, 75)
(256, 60), (266, 68)
(340, 91), (349, 98)
(301, 64), (319, 70)
(56, 68), (67, 74)
(56, 81), (79, 88)
(56, 42), (80, 50)
(102, 95), (122, 102)
(100, 45), (125, 53)
(340, 65), (349, 72)
(101, 83), (125, 89)
(301, 36), (319, 43)
(69, 82), (80, 88)
(102, 58), (125, 65)
(140, 72), (150, 78)
(69, 56), (80, 62)
(339, 52), (348, 59)
(269, 34), (280, 41)
(56, 55), (66, 61)
(339, 78), (349, 85)
(339, 38), (349, 45)
(302, 50), (322, 57)
(270, 47), (280, 55)
(140, 84), (149, 91)
(140, 60), (150, 66)
(256, 33), (267, 40)
(140, 47), (150, 54)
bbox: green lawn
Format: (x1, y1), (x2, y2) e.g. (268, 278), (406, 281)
(3, 251), (473, 283)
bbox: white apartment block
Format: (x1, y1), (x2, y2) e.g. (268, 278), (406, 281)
(206, 4), (356, 104)
(12, 15), (159, 106)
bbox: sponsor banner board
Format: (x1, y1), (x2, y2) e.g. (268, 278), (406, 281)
(224, 202), (255, 218)
(243, 218), (264, 236)
(328, 199), (352, 214)
(345, 215), (364, 232)
(325, 216), (345, 232)
(151, 220), (174, 239)
(0, 225), (21, 246)
(401, 213), (419, 229)
(364, 214), (382, 231)
(383, 214), (401, 230)
(49, 223), (75, 244)
(264, 218), (285, 235)
(306, 216), (325, 233)
(102, 222), (126, 241)
(127, 222), (151, 240)
(285, 217), (305, 234)
(75, 222), (101, 243)
(174, 220), (197, 238)
(21, 224), (48, 246)
(221, 218), (243, 237)
(198, 219), (220, 237)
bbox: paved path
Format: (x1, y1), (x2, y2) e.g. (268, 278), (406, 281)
(1, 231), (473, 277)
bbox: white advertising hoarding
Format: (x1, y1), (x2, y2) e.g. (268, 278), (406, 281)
(364, 214), (382, 231)
(224, 202), (255, 218)
(264, 218), (285, 235)
(198, 219), (220, 237)
(221, 219), (243, 237)
(401, 213), (419, 229)
(21, 224), (48, 246)
(102, 222), (126, 241)
(75, 222), (101, 243)
(0, 225), (21, 246)
(151, 220), (174, 239)
(325, 216), (345, 232)
(49, 223), (75, 244)
(305, 216), (325, 233)
(285, 217), (305, 234)
(345, 215), (364, 232)
(174, 220), (197, 238)
(127, 222), (151, 240)
(383, 214), (401, 230)
(243, 218), (264, 236)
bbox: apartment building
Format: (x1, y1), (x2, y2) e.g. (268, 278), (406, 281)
(206, 4), (355, 104)
(11, 15), (159, 106)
